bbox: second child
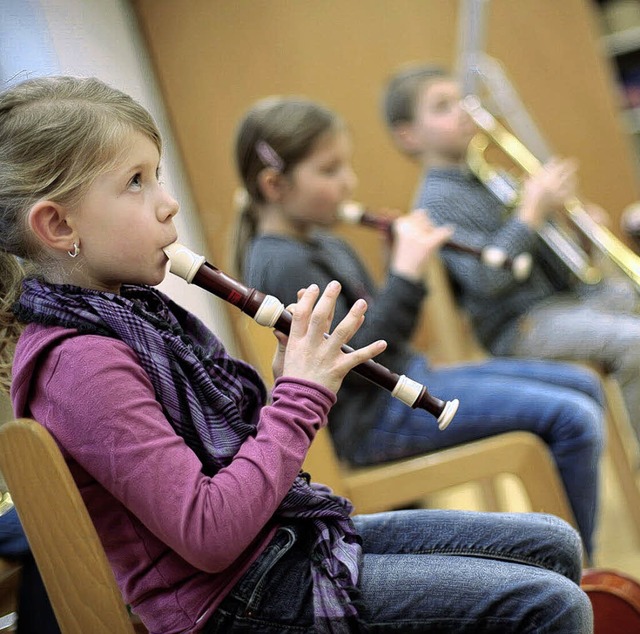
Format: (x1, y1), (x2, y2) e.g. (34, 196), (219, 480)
(381, 62), (640, 442)
(234, 95), (605, 560)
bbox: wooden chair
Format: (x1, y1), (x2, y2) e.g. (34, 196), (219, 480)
(422, 253), (640, 541)
(0, 395), (24, 630)
(234, 316), (577, 524)
(0, 418), (138, 634)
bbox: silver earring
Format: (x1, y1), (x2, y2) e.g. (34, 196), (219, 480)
(67, 242), (80, 258)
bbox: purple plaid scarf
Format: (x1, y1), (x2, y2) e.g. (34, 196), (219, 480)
(15, 277), (365, 632)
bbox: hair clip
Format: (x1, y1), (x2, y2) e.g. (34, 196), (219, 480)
(255, 140), (285, 172)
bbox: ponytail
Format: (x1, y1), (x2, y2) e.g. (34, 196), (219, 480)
(0, 252), (27, 395)
(231, 188), (259, 279)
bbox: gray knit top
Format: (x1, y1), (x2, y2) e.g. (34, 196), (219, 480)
(244, 232), (426, 460)
(415, 166), (571, 353)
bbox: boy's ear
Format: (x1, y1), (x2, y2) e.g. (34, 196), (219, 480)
(27, 200), (76, 254)
(390, 122), (422, 156)
(257, 167), (287, 203)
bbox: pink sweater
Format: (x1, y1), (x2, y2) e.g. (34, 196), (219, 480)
(11, 323), (335, 633)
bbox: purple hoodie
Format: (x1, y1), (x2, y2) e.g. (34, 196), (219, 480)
(11, 323), (335, 633)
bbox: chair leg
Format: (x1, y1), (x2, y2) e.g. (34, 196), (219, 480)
(514, 442), (577, 530)
(601, 376), (640, 543)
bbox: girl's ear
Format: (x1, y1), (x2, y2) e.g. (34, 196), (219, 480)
(390, 122), (422, 155)
(27, 200), (76, 254)
(257, 168), (288, 203)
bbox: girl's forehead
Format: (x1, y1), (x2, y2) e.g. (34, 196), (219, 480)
(112, 131), (160, 167)
(309, 128), (351, 155)
(420, 78), (460, 103)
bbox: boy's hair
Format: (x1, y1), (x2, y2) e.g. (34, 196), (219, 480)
(0, 75), (162, 393)
(232, 96), (343, 277)
(381, 63), (448, 129)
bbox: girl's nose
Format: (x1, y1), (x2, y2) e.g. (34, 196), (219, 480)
(160, 190), (180, 221)
(346, 166), (358, 193)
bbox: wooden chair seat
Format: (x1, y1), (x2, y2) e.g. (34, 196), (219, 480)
(305, 426), (575, 523)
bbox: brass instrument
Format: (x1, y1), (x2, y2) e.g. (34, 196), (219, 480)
(462, 95), (640, 291)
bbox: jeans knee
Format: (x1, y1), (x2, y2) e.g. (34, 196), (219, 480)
(542, 575), (593, 633)
(531, 514), (584, 583)
(560, 399), (606, 455)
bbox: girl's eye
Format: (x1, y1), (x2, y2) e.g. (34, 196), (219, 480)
(129, 173), (143, 189)
(321, 162), (341, 175)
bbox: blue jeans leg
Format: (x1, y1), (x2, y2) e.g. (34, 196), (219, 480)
(204, 511), (592, 633)
(354, 509), (593, 633)
(349, 357), (605, 559)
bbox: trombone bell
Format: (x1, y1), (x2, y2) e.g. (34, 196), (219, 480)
(462, 97), (640, 291)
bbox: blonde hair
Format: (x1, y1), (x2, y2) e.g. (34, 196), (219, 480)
(0, 75), (162, 393)
(231, 96), (343, 278)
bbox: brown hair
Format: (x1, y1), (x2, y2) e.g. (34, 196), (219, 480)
(0, 75), (162, 393)
(381, 63), (448, 129)
(231, 96), (343, 278)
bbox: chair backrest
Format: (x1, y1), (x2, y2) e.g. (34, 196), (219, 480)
(0, 418), (135, 634)
(421, 254), (488, 365)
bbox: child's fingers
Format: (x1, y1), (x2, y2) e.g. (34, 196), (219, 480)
(288, 284), (319, 339)
(271, 329), (288, 379)
(305, 281), (341, 338)
(339, 339), (388, 372)
(430, 225), (454, 248)
(273, 330), (289, 346)
(324, 298), (368, 352)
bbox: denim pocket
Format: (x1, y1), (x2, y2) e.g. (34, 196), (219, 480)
(203, 526), (302, 633)
(241, 526), (296, 616)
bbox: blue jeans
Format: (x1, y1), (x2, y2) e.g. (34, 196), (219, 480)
(349, 357), (605, 559)
(203, 510), (592, 632)
(0, 507), (60, 634)
(494, 280), (640, 441)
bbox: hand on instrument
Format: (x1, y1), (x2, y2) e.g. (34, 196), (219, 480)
(520, 157), (578, 228)
(389, 209), (454, 281)
(271, 282), (386, 394)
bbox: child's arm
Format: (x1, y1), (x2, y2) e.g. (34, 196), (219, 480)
(26, 287), (382, 573)
(519, 157), (578, 230)
(29, 336), (330, 572)
(421, 158), (577, 298)
(248, 239), (418, 365)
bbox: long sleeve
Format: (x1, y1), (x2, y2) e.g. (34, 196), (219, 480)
(21, 333), (335, 572)
(415, 167), (557, 349)
(9, 323), (341, 633)
(244, 233), (425, 369)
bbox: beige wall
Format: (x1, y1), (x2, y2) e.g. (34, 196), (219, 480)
(133, 0), (640, 354)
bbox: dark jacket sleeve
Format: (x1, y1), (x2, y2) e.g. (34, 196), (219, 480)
(244, 236), (425, 368)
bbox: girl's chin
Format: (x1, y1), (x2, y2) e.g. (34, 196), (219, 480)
(142, 269), (168, 287)
(321, 215), (340, 227)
